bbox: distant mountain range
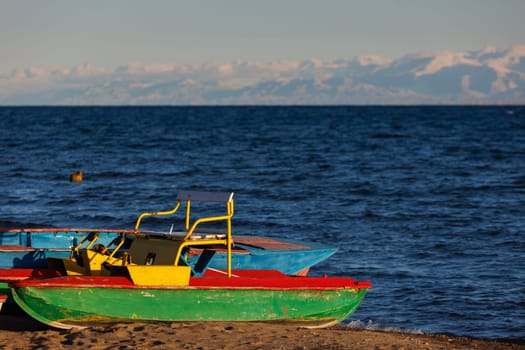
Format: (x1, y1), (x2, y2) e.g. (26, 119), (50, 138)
(1, 45), (524, 105)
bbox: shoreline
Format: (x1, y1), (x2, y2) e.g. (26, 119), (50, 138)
(0, 314), (522, 349)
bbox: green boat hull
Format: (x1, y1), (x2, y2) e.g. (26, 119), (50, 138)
(12, 283), (368, 329)
(0, 281), (8, 296)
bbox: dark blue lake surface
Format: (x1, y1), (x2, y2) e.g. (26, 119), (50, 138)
(0, 106), (524, 340)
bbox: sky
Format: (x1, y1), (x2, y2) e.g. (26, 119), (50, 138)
(1, 0), (524, 73)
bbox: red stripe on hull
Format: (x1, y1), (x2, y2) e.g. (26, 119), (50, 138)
(10, 271), (371, 290)
(0, 268), (63, 281)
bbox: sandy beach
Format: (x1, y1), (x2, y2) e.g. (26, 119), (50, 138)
(0, 314), (522, 350)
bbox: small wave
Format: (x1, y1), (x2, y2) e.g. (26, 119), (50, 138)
(342, 319), (424, 335)
(370, 133), (407, 139)
(512, 175), (525, 186)
(0, 220), (55, 229)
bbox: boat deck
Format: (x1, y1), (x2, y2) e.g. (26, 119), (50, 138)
(234, 236), (311, 250)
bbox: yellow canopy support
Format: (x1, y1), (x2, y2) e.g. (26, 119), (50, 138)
(133, 190), (235, 277)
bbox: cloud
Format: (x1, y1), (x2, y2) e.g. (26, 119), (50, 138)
(9, 67), (52, 81)
(70, 63), (108, 77)
(1, 45), (525, 105)
(414, 51), (480, 77)
(484, 45), (525, 76)
(118, 62), (183, 75)
(357, 55), (391, 66)
(217, 63), (234, 76)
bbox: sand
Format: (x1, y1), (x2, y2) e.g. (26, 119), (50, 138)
(0, 314), (522, 350)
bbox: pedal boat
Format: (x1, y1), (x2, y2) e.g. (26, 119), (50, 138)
(9, 191), (371, 329)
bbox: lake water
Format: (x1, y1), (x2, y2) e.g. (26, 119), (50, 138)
(0, 106), (523, 340)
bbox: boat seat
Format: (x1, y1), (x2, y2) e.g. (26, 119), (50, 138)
(127, 236), (218, 276)
(128, 237), (181, 265)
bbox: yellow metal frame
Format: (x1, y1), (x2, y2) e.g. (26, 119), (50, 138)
(134, 190), (235, 277)
(50, 232), (127, 276)
(70, 231), (99, 255)
(51, 191), (235, 282)
(70, 232), (127, 261)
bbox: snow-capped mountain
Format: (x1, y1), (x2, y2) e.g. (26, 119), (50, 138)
(1, 45), (524, 104)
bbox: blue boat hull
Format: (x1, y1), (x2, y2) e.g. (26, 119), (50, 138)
(0, 229), (122, 268)
(0, 229), (337, 274)
(186, 238), (337, 275)
(0, 249), (71, 268)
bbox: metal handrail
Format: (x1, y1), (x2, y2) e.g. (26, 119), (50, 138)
(133, 190), (235, 276)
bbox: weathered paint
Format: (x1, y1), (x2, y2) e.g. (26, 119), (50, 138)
(0, 268), (63, 309)
(10, 272), (370, 329)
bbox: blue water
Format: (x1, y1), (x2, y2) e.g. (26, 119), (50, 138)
(0, 106), (524, 340)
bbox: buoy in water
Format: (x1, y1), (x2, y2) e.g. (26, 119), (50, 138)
(70, 171), (83, 182)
